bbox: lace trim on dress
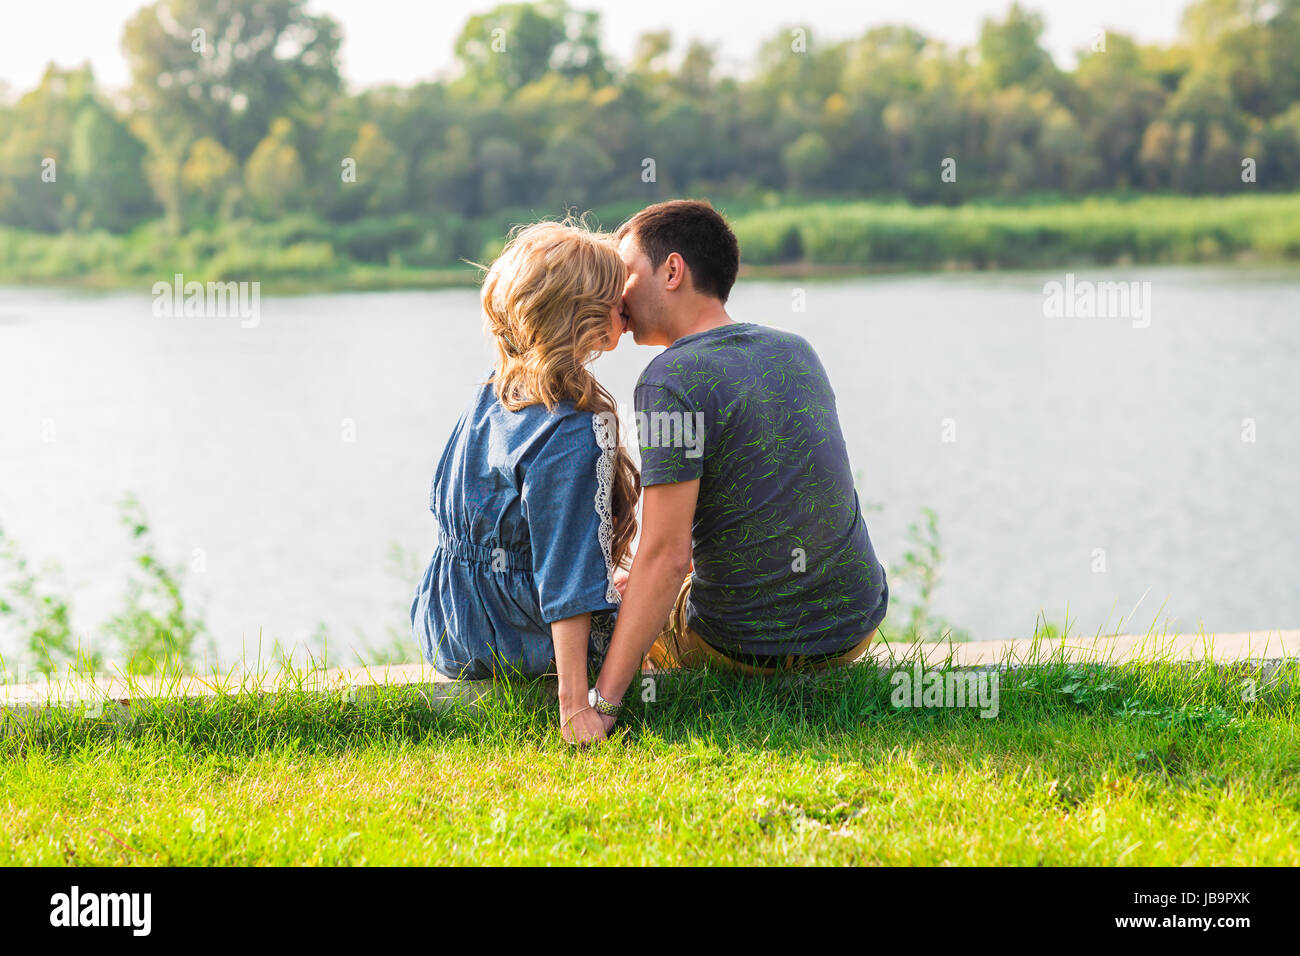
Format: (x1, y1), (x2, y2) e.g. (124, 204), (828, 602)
(591, 412), (620, 605)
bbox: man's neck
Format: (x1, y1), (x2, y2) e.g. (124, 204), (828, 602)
(667, 299), (732, 345)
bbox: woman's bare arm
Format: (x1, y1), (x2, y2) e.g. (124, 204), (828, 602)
(551, 612), (606, 744)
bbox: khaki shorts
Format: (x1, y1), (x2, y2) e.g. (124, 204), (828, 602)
(644, 575), (877, 676)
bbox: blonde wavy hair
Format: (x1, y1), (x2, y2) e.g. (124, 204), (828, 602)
(481, 219), (640, 570)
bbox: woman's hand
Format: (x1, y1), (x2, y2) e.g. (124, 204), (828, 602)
(560, 704), (607, 745)
(613, 566), (630, 597)
(551, 613), (605, 744)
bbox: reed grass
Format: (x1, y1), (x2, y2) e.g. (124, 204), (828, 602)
(4, 194), (1300, 293)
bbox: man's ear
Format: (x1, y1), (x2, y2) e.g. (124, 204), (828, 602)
(663, 252), (687, 292)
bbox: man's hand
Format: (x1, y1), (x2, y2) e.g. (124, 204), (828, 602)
(613, 566), (630, 596)
(560, 704), (607, 745)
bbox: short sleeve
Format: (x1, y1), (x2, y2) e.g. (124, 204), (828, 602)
(521, 414), (620, 623)
(634, 382), (705, 486)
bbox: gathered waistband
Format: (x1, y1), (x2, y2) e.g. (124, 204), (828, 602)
(438, 532), (533, 571)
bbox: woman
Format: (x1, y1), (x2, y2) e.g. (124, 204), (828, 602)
(410, 220), (639, 745)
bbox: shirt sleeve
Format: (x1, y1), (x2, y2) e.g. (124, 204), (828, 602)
(521, 413), (620, 623)
(634, 381), (705, 486)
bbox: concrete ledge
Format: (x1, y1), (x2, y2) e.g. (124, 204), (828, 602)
(0, 663), (480, 738)
(863, 629), (1300, 668)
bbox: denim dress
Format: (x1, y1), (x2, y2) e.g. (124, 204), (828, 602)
(411, 377), (621, 679)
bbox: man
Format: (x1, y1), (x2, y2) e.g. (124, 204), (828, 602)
(589, 199), (889, 725)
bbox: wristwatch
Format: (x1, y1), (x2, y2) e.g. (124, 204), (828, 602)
(589, 685), (622, 716)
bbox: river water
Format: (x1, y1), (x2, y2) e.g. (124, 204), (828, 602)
(2, 266), (1297, 666)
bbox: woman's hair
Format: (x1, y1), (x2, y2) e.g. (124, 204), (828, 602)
(481, 219), (640, 570)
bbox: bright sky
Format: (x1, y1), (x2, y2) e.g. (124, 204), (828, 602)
(0, 0), (1187, 95)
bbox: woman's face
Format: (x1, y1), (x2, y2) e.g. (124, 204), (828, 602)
(601, 297), (630, 351)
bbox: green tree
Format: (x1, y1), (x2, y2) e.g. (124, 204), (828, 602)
(1255, 103), (1300, 186)
(244, 118), (307, 218)
(1140, 69), (1248, 191)
(66, 103), (156, 232)
(342, 122), (407, 216)
(477, 135), (526, 210)
(535, 126), (615, 207)
(453, 0), (609, 92)
(782, 131), (833, 191)
(122, 0), (341, 229)
(1181, 0), (1300, 118)
(0, 65), (101, 232)
(1074, 34), (1168, 189)
(630, 30), (672, 77)
(181, 137), (240, 219)
(413, 126), (479, 216)
(122, 0), (342, 161)
(977, 3), (1060, 90)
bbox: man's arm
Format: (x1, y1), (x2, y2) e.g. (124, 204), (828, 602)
(594, 479), (698, 707)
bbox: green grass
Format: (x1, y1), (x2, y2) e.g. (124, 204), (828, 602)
(4, 193), (1300, 293)
(3, 647), (1297, 865)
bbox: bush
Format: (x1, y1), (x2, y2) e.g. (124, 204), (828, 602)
(206, 240), (337, 281)
(334, 216), (428, 264)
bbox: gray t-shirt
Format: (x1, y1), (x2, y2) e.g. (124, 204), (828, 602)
(635, 322), (889, 655)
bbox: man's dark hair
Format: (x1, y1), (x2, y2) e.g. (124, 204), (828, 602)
(617, 199), (740, 303)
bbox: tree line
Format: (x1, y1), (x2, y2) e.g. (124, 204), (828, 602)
(0, 0), (1297, 246)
